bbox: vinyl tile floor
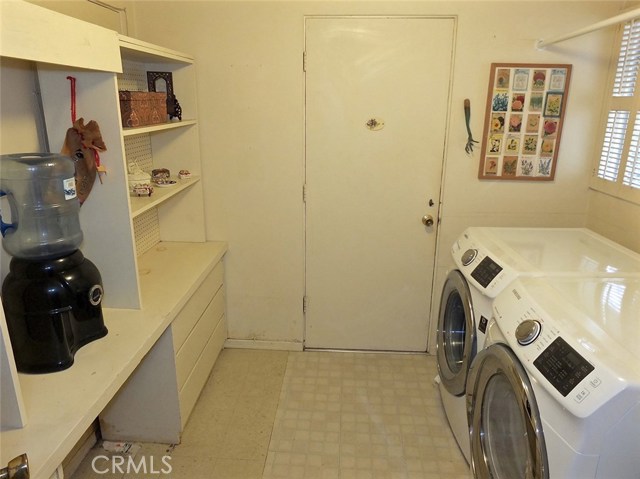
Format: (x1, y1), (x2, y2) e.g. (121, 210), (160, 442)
(70, 349), (471, 479)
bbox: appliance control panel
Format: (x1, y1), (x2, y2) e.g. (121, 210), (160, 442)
(492, 280), (626, 418)
(452, 230), (519, 298)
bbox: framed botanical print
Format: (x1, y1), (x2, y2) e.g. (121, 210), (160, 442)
(478, 63), (572, 181)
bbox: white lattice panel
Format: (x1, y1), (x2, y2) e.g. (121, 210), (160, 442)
(118, 59), (148, 91)
(120, 61), (161, 256)
(124, 135), (153, 172)
(133, 208), (160, 256)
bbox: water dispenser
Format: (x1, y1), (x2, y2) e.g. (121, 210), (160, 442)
(0, 153), (107, 373)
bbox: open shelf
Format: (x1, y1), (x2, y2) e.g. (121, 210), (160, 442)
(122, 119), (196, 137)
(129, 176), (200, 218)
(118, 34), (193, 64)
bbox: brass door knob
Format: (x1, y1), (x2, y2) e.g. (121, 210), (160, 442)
(0, 454), (29, 479)
(422, 215), (434, 227)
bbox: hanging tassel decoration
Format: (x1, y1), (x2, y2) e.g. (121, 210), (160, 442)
(61, 76), (107, 205)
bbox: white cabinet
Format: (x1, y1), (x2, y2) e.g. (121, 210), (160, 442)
(100, 249), (227, 443)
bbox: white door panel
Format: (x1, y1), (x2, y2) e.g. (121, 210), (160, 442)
(305, 17), (454, 351)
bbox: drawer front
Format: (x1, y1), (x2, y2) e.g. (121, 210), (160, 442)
(172, 261), (224, 350)
(175, 287), (225, 389)
(179, 315), (227, 427)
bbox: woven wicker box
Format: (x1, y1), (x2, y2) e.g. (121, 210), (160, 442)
(119, 91), (167, 128)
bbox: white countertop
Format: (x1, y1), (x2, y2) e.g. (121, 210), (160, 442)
(0, 241), (227, 479)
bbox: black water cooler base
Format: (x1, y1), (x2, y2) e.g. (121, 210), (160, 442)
(2, 250), (107, 374)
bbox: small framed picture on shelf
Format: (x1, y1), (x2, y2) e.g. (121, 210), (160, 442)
(147, 71), (182, 121)
(478, 63), (571, 181)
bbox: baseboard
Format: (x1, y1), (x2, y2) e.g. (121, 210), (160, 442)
(224, 338), (303, 351)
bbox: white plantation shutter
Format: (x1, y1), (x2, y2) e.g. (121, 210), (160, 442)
(594, 19), (640, 203)
(599, 110), (629, 181)
(613, 21), (640, 96)
(624, 112), (640, 187)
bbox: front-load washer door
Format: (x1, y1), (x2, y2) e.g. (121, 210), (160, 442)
(467, 344), (549, 479)
(437, 270), (476, 396)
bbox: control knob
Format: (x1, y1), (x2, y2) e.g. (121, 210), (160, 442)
(461, 248), (478, 266)
(515, 319), (542, 346)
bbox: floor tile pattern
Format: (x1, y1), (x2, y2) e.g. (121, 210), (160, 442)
(71, 349), (470, 479)
(263, 351), (470, 479)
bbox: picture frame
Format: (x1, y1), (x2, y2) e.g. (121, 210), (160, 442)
(147, 71), (176, 117)
(478, 63), (572, 181)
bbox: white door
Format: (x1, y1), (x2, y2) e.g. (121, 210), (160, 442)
(304, 17), (455, 351)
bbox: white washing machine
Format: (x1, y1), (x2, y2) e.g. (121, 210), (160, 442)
(436, 227), (640, 462)
(467, 276), (640, 478)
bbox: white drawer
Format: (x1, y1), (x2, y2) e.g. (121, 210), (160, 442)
(172, 260), (224, 351)
(179, 315), (227, 427)
(175, 287), (225, 389)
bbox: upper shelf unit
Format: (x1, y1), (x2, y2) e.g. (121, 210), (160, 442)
(117, 34), (206, 254)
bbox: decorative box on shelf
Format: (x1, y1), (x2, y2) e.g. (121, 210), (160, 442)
(119, 91), (167, 128)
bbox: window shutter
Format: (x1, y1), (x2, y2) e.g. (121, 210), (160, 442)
(594, 18), (640, 200)
(613, 21), (640, 97)
(598, 110), (629, 182)
(624, 112), (640, 188)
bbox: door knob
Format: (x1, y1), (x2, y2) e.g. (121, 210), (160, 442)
(0, 454), (29, 479)
(422, 215), (434, 227)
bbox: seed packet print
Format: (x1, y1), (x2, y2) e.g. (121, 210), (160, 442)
(522, 135), (538, 155)
(519, 157), (535, 176)
(491, 113), (506, 133)
(540, 139), (555, 157)
(492, 92), (509, 112)
(549, 69), (567, 91)
(505, 135), (520, 154)
(544, 93), (563, 117)
(542, 119), (558, 138)
(488, 134), (503, 154)
(526, 114), (540, 133)
(502, 156), (518, 176)
(495, 69), (510, 89)
(538, 157), (553, 176)
(511, 93), (526, 112)
(529, 92), (544, 112)
(513, 69), (529, 91)
(532, 70), (546, 91)
(484, 157), (499, 175)
(509, 114), (522, 132)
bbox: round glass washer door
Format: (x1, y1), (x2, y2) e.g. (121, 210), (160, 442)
(436, 270), (476, 396)
(467, 343), (548, 479)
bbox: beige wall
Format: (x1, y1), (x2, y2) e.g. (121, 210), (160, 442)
(128, 1), (627, 349)
(3, 1), (637, 350)
(587, 190), (640, 252)
(28, 0), (135, 34)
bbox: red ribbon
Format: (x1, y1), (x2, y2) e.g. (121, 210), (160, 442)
(67, 76), (77, 123)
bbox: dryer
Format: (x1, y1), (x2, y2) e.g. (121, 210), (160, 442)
(467, 276), (640, 478)
(436, 227), (640, 462)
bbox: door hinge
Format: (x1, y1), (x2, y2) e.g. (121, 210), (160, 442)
(303, 295), (309, 314)
(303, 183), (307, 203)
(303, 51), (307, 72)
